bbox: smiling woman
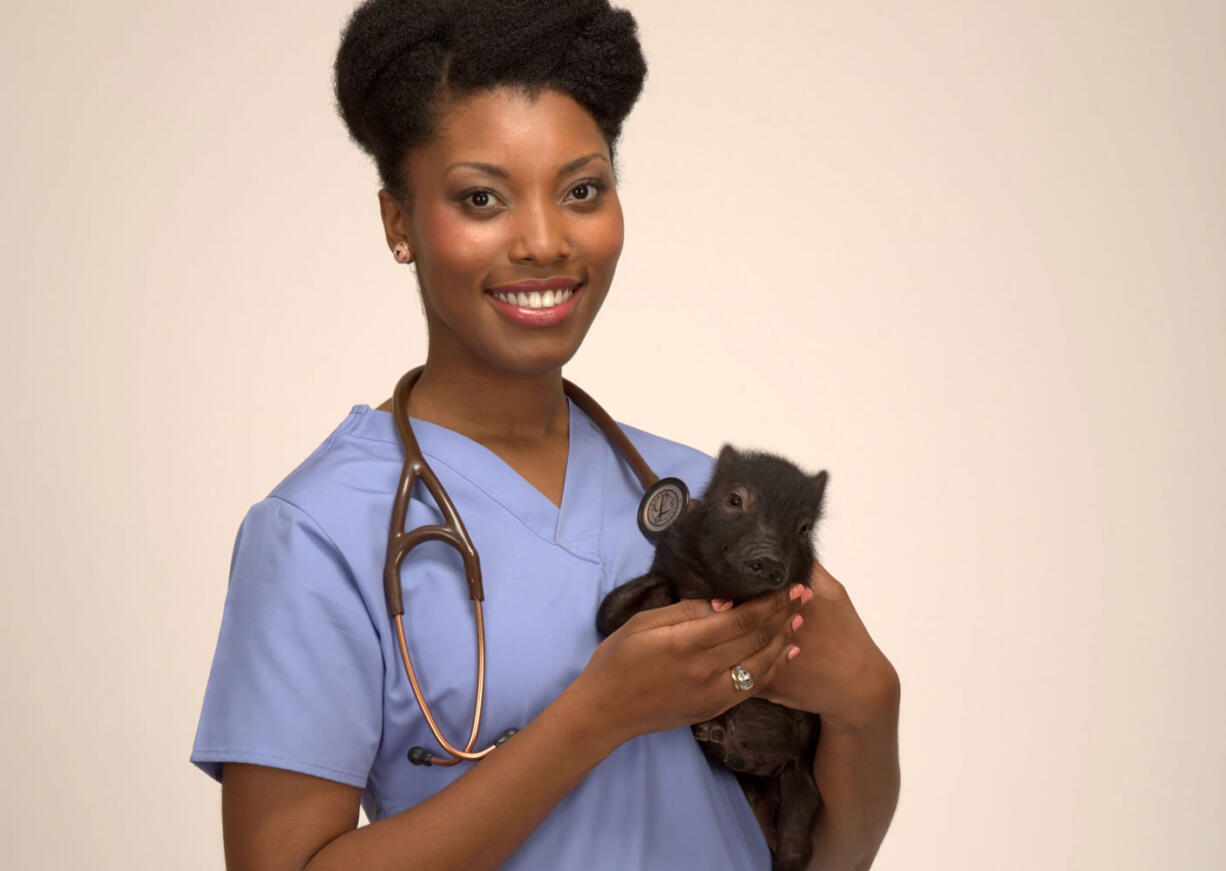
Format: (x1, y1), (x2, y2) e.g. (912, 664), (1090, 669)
(376, 89), (625, 393)
(187, 1), (899, 869)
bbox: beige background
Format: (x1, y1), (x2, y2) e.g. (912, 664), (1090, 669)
(3, 0), (1224, 868)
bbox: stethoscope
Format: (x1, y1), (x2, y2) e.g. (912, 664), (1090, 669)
(384, 365), (696, 766)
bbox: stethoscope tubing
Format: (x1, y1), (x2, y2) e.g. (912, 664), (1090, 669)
(385, 366), (491, 766)
(384, 364), (687, 766)
(393, 607), (491, 764)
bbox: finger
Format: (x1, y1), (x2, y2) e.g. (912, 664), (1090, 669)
(684, 585), (803, 652)
(620, 596), (714, 632)
(704, 602), (801, 678)
(727, 631), (799, 698)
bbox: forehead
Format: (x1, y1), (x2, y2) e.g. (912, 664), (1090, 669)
(409, 87), (609, 178)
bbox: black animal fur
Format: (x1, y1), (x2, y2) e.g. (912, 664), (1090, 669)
(596, 445), (829, 871)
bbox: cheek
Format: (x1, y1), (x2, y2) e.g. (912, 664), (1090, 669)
(600, 205), (626, 264)
(416, 205), (502, 281)
(577, 201), (625, 269)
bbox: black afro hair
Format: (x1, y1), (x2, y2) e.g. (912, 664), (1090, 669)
(333, 0), (648, 202)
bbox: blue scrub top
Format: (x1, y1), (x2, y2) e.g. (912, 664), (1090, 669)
(191, 398), (771, 869)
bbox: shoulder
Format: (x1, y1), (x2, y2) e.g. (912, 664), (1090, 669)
(257, 406), (398, 530)
(269, 404), (397, 507)
(614, 418), (718, 496)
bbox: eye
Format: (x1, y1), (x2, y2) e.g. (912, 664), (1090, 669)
(458, 187), (503, 212)
(727, 492), (742, 509)
(567, 179), (606, 204)
(798, 522), (811, 535)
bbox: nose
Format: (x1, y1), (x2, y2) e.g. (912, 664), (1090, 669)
(744, 556), (785, 585)
(509, 196), (570, 265)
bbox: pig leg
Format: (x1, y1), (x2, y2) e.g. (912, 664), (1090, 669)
(736, 773), (780, 854)
(595, 572), (678, 636)
(693, 699), (808, 776)
(771, 761), (822, 871)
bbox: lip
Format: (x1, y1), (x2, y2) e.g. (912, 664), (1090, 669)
(487, 277), (582, 292)
(486, 283), (583, 328)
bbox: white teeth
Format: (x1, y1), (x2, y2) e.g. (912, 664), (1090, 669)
(492, 286), (576, 308)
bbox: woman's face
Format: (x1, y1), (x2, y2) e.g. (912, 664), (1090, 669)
(380, 86), (625, 377)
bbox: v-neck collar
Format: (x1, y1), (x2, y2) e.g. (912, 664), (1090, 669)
(353, 396), (606, 561)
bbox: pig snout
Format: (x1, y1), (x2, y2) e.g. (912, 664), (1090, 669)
(722, 538), (789, 588)
(745, 553), (785, 584)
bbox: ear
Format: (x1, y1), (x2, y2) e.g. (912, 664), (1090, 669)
(811, 470), (829, 507)
(377, 187), (414, 255)
(715, 444), (740, 473)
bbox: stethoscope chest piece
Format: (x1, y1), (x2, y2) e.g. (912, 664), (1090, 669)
(637, 476), (690, 537)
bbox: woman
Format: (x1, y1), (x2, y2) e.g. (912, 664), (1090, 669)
(190, 1), (900, 868)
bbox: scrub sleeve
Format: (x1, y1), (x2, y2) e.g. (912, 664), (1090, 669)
(191, 496), (382, 787)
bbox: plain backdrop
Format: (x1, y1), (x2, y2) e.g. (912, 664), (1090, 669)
(3, 1), (1224, 868)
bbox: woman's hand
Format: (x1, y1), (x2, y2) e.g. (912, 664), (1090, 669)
(578, 584), (807, 745)
(755, 561), (899, 731)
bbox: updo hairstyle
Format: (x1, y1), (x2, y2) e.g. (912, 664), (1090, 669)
(333, 0), (648, 203)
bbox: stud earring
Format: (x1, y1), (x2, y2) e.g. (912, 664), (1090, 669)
(393, 242), (412, 264)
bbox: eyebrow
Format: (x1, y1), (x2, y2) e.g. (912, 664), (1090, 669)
(444, 153), (609, 180)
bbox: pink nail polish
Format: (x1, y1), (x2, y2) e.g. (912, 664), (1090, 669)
(801, 588), (814, 604)
(789, 584), (803, 600)
(791, 615), (803, 631)
(787, 646), (800, 660)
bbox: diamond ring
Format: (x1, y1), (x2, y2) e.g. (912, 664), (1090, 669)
(730, 663), (755, 692)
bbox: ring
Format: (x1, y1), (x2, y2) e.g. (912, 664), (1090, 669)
(730, 664), (755, 692)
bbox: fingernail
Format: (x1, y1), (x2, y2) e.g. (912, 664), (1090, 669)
(711, 598), (732, 611)
(789, 584), (804, 600)
(787, 645), (800, 660)
(801, 588), (814, 604)
(791, 615), (803, 631)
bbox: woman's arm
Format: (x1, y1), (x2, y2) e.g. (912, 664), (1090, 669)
(755, 562), (901, 871)
(805, 696), (900, 871)
(220, 678), (617, 871)
(305, 672), (622, 871)
(223, 589), (807, 871)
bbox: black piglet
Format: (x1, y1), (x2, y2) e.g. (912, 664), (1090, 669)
(596, 445), (829, 871)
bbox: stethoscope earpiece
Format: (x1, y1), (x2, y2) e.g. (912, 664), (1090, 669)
(407, 727), (519, 767)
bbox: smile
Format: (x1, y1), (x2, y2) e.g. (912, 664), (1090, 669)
(485, 284), (584, 328)
(488, 286), (575, 309)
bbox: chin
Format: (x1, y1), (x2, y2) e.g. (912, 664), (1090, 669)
(483, 344), (583, 378)
(492, 331), (596, 376)
(727, 576), (790, 603)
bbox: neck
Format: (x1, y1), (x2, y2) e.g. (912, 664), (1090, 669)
(401, 353), (570, 444)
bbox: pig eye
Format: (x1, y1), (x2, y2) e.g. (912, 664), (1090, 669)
(727, 492), (742, 509)
(799, 522), (811, 535)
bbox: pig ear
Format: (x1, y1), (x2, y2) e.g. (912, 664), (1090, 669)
(811, 470), (829, 505)
(715, 444), (740, 471)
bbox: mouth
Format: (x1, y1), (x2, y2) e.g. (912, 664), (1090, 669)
(487, 284), (579, 309)
(485, 283), (583, 328)
(730, 576), (790, 602)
